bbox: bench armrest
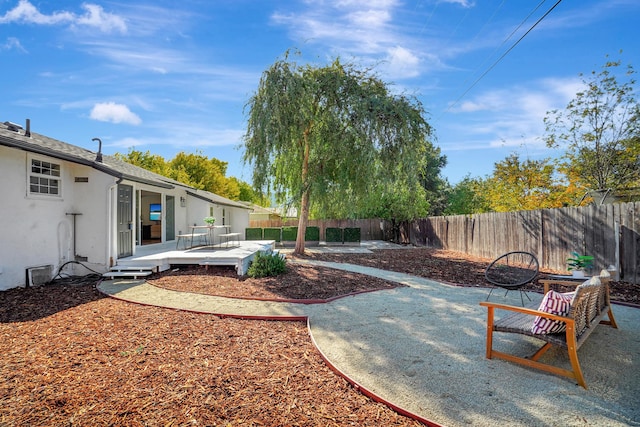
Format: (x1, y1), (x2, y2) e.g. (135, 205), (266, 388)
(479, 301), (574, 324)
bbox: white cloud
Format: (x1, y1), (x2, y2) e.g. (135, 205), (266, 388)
(270, 0), (457, 80)
(0, 0), (73, 25)
(90, 102), (141, 125)
(440, 0), (476, 8)
(2, 36), (26, 52)
(383, 46), (420, 78)
(443, 77), (585, 155)
(74, 4), (127, 34)
(0, 0), (126, 33)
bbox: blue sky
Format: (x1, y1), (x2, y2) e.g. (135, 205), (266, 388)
(1, 0), (638, 185)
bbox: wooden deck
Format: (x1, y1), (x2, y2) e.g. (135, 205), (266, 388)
(115, 240), (276, 275)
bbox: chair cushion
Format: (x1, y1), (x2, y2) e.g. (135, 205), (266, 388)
(531, 290), (574, 334)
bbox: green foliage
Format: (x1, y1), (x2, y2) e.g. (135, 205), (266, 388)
(361, 182), (430, 221)
(567, 252), (594, 271)
(247, 252), (287, 278)
(305, 226), (320, 241)
(281, 226), (298, 241)
(245, 228), (263, 240)
(483, 154), (579, 212)
(169, 151), (228, 194)
(263, 228), (281, 242)
(243, 51), (436, 252)
(419, 144), (449, 216)
(234, 178), (263, 204)
(115, 148), (257, 202)
(445, 175), (491, 215)
(343, 228), (361, 243)
(203, 216), (215, 225)
(114, 149), (170, 176)
(544, 55), (640, 194)
(325, 227), (343, 243)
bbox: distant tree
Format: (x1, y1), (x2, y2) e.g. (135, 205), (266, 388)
(445, 175), (491, 215)
(233, 178), (264, 204)
(544, 55), (640, 195)
(114, 149), (170, 176)
(419, 144), (448, 216)
(168, 151), (230, 196)
(484, 154), (577, 212)
(115, 148), (255, 201)
(243, 52), (435, 254)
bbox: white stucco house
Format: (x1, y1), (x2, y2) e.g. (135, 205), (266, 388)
(0, 120), (250, 291)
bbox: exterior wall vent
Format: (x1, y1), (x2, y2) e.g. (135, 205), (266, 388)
(75, 177), (89, 183)
(26, 265), (53, 287)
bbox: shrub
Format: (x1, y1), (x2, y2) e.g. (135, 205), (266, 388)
(263, 227), (281, 242)
(325, 227), (343, 243)
(281, 226), (298, 241)
(245, 228), (263, 240)
(343, 227), (361, 243)
(247, 252), (287, 278)
(305, 226), (320, 241)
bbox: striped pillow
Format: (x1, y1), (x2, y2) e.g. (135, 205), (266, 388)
(531, 290), (574, 334)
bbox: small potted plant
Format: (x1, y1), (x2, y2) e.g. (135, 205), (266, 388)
(203, 216), (216, 226)
(567, 251), (594, 278)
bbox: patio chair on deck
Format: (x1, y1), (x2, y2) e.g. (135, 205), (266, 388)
(485, 251), (539, 306)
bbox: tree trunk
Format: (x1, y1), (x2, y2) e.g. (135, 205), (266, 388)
(295, 188), (310, 254)
(294, 131), (312, 255)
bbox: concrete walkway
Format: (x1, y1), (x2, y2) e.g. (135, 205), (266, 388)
(98, 260), (640, 427)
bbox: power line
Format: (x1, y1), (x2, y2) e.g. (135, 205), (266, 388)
(459, 0), (547, 93)
(445, 0), (564, 113)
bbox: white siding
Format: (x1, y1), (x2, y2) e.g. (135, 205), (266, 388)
(0, 147), (113, 290)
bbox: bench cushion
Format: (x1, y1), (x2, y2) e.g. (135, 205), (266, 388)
(531, 290), (574, 334)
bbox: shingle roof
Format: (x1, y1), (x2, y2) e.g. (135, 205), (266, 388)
(0, 121), (249, 209)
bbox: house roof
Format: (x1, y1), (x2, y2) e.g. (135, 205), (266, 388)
(239, 202), (281, 216)
(0, 120), (249, 210)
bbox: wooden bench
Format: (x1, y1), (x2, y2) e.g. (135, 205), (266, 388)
(176, 233), (207, 249)
(479, 270), (618, 388)
(219, 232), (240, 248)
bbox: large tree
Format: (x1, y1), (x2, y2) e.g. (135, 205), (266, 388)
(115, 148), (252, 201)
(243, 53), (435, 254)
(544, 56), (640, 195)
(445, 175), (491, 215)
(485, 154), (580, 211)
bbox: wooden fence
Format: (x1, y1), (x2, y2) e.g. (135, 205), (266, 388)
(251, 202), (639, 284)
(406, 202), (640, 284)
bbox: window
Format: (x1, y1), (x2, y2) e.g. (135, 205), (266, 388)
(29, 158), (61, 196)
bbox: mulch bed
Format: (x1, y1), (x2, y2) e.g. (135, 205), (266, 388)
(149, 248), (638, 305)
(1, 247), (637, 426)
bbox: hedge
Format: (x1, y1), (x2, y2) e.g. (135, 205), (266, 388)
(325, 227), (343, 244)
(263, 227), (281, 242)
(245, 228), (263, 240)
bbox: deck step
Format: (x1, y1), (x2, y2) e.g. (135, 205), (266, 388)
(102, 271), (153, 279)
(103, 266), (154, 279)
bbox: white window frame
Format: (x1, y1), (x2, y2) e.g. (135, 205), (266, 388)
(27, 155), (62, 199)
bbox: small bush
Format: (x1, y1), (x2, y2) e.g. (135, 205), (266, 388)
(281, 226), (298, 241)
(263, 227), (281, 242)
(305, 226), (320, 241)
(247, 252), (287, 278)
(245, 228), (263, 240)
(325, 227), (343, 243)
(343, 227), (361, 243)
